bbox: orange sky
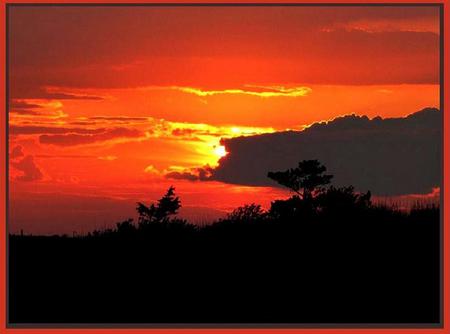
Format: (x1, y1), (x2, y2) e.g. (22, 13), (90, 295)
(8, 5), (440, 234)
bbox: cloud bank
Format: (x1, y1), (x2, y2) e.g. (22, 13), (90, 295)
(11, 155), (44, 182)
(207, 108), (441, 196)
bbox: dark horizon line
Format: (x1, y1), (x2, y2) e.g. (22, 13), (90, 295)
(6, 3), (445, 7)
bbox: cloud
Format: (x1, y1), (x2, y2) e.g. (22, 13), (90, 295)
(39, 127), (143, 146)
(165, 166), (213, 182)
(11, 155), (44, 182)
(10, 85), (105, 101)
(9, 99), (67, 118)
(165, 171), (199, 181)
(171, 128), (198, 137)
(87, 116), (149, 122)
(11, 124), (147, 146)
(35, 154), (97, 159)
(10, 145), (25, 159)
(323, 16), (439, 34)
(68, 116), (150, 126)
(10, 100), (43, 115)
(208, 108), (441, 196)
(10, 109), (43, 116)
(10, 125), (107, 135)
(98, 155), (118, 161)
(167, 123), (275, 140)
(41, 92), (104, 100)
(144, 165), (161, 175)
(172, 86), (312, 98)
(10, 100), (43, 109)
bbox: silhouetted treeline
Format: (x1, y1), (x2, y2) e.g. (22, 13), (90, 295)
(9, 161), (440, 324)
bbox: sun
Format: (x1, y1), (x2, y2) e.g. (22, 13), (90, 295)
(213, 145), (228, 158)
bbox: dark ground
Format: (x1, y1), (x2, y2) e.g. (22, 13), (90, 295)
(8, 204), (440, 325)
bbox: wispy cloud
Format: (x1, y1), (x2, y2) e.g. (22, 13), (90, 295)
(322, 17), (439, 34)
(98, 155), (118, 161)
(86, 116), (149, 122)
(10, 125), (106, 135)
(171, 85), (312, 98)
(39, 128), (145, 146)
(9, 99), (67, 119)
(41, 86), (106, 100)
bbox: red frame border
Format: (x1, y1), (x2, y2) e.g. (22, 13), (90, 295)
(0, 1), (448, 333)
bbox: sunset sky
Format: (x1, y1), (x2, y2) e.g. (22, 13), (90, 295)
(8, 5), (440, 234)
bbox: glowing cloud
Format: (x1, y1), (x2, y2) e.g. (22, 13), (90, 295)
(171, 86), (312, 98)
(144, 165), (161, 175)
(98, 155), (118, 161)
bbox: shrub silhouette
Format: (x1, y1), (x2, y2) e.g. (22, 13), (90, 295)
(116, 218), (136, 235)
(226, 203), (265, 222)
(316, 186), (372, 216)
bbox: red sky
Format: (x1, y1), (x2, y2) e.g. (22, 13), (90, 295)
(8, 5), (440, 234)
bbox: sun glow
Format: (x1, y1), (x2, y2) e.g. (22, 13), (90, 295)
(213, 145), (228, 158)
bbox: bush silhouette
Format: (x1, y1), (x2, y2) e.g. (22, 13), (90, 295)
(316, 186), (372, 216)
(116, 218), (136, 235)
(226, 203), (265, 222)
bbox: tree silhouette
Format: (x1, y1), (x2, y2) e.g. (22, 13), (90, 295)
(268, 160), (333, 199)
(137, 186), (181, 226)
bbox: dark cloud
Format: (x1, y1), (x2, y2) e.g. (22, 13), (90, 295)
(209, 108), (441, 196)
(171, 128), (223, 138)
(11, 155), (44, 182)
(9, 85), (105, 101)
(68, 117), (149, 126)
(10, 109), (42, 116)
(35, 154), (96, 159)
(171, 128), (197, 137)
(10, 100), (42, 109)
(10, 145), (24, 159)
(165, 166), (213, 182)
(44, 92), (103, 100)
(68, 121), (103, 126)
(10, 125), (107, 135)
(165, 129), (206, 142)
(165, 171), (199, 181)
(87, 116), (149, 122)
(9, 6), (439, 98)
(9, 100), (44, 115)
(39, 127), (143, 146)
